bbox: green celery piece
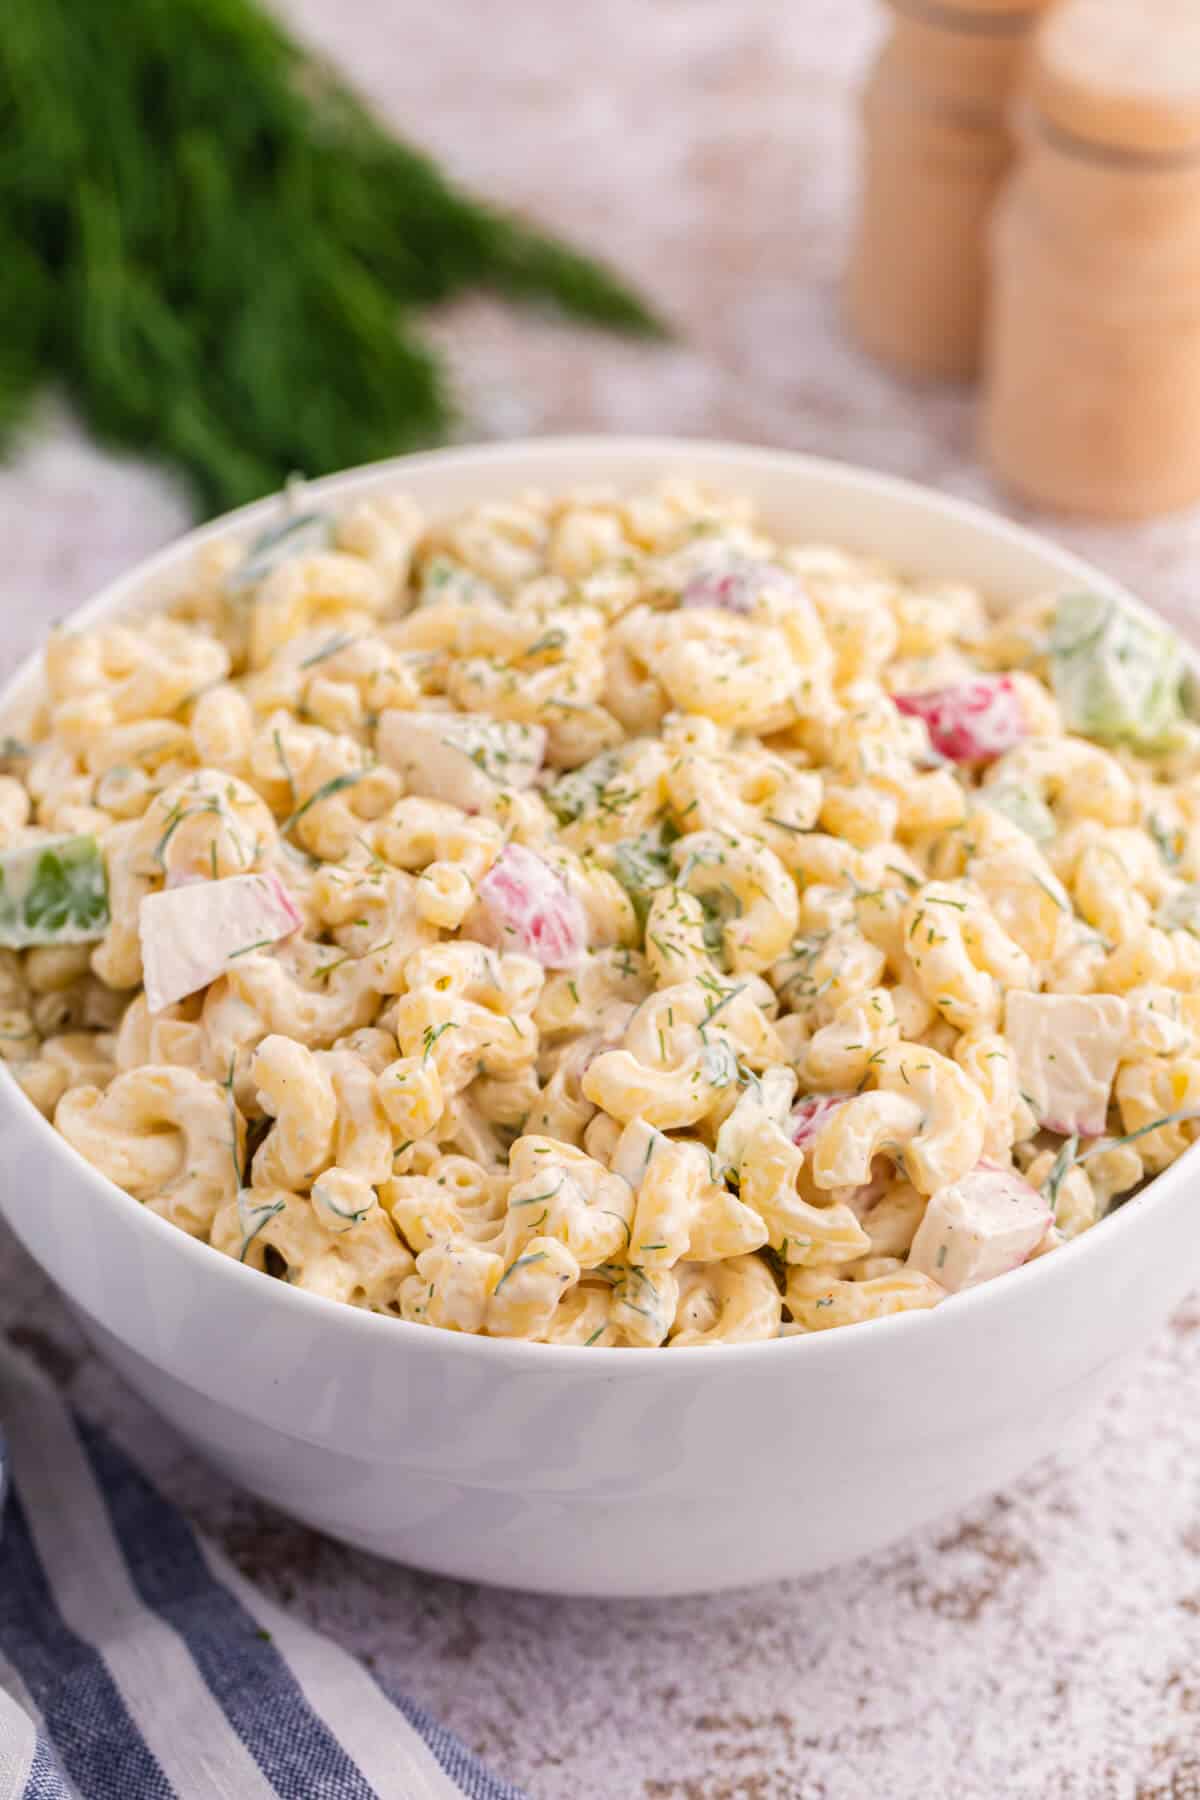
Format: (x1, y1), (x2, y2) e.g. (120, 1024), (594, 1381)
(1050, 591), (1184, 748)
(0, 835), (109, 947)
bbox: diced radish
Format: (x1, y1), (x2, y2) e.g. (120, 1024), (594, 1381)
(376, 711), (546, 811)
(139, 871), (301, 1013)
(893, 676), (1027, 764)
(465, 845), (588, 969)
(790, 1093), (851, 1151)
(907, 1164), (1050, 1293)
(1005, 991), (1128, 1137)
(679, 557), (792, 616)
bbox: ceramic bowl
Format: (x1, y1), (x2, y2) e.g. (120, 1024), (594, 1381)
(2, 438), (1196, 1597)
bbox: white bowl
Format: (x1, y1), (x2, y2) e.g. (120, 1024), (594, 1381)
(2, 437), (1197, 1599)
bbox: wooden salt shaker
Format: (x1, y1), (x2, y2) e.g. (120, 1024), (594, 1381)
(982, 0), (1200, 518)
(846, 0), (1053, 380)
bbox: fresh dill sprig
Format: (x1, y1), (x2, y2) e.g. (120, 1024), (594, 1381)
(0, 0), (664, 514)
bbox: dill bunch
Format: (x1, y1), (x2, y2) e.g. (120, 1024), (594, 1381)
(0, 0), (663, 514)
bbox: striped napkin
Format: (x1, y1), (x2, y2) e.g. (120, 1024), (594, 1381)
(0, 1339), (525, 1800)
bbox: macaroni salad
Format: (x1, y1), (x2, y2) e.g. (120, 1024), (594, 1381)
(4, 474), (1199, 1347)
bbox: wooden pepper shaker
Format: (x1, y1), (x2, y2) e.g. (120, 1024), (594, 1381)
(846, 0), (1054, 380)
(982, 0), (1200, 518)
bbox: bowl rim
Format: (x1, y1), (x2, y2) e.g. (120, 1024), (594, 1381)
(2, 431), (1195, 1376)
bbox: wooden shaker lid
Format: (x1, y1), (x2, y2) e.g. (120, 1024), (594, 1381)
(1030, 0), (1200, 156)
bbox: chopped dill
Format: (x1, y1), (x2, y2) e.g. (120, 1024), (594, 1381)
(1080, 1109), (1200, 1158)
(1041, 1134), (1079, 1207)
(281, 771), (364, 836)
(421, 1020), (458, 1062)
(300, 632), (358, 669)
(0, 0), (662, 514)
(494, 1251), (548, 1292)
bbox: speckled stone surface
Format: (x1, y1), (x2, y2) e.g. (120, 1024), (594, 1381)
(5, 3), (1200, 1795)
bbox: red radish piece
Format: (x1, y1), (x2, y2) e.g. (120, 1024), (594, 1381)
(1004, 991), (1128, 1138)
(790, 1093), (851, 1151)
(375, 711), (546, 812)
(679, 558), (792, 617)
(907, 1164), (1050, 1293)
(139, 871), (301, 1013)
(468, 845), (588, 969)
(893, 676), (1027, 764)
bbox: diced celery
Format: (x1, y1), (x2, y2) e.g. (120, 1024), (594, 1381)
(1050, 591), (1183, 747)
(0, 835), (109, 946)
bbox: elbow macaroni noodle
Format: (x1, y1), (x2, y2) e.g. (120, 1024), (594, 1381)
(6, 474), (1200, 1346)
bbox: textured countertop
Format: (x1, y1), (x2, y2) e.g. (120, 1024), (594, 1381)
(5, 2), (1200, 1795)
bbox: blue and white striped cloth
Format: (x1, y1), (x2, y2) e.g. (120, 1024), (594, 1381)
(0, 1339), (525, 1800)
